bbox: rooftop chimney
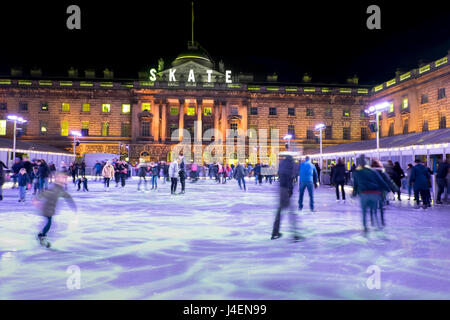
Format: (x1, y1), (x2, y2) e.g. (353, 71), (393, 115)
(85, 69), (95, 78)
(68, 67), (78, 78)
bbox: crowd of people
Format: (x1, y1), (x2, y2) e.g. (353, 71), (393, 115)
(0, 151), (449, 246)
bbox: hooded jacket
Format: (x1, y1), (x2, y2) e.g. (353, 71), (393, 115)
(169, 161), (179, 178)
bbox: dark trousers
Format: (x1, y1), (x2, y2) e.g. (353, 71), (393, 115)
(437, 178), (447, 202)
(180, 177), (186, 192)
(115, 173), (120, 185)
(394, 179), (402, 199)
(237, 177), (246, 190)
(298, 181), (314, 210)
(272, 187), (298, 237)
(171, 178), (178, 193)
(335, 182), (346, 200)
(104, 177), (110, 188)
(138, 176), (147, 190)
(360, 193), (380, 231)
(120, 173), (126, 187)
(414, 189), (430, 206)
(41, 216), (52, 237)
(152, 175), (158, 189)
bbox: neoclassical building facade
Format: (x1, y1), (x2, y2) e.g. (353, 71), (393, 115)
(0, 43), (448, 164)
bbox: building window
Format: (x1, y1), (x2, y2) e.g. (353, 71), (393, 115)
(403, 119), (409, 134)
(306, 129), (315, 140)
(61, 103), (70, 112)
(40, 102), (49, 111)
(422, 120), (429, 132)
(438, 88), (446, 100)
(360, 109), (368, 119)
(82, 103), (90, 112)
(0, 103), (7, 110)
(248, 125), (257, 138)
(325, 108), (332, 118)
(121, 122), (130, 137)
(269, 107), (277, 116)
(203, 107), (212, 116)
(402, 97), (409, 109)
(141, 122), (150, 136)
(102, 104), (111, 113)
(61, 120), (69, 136)
(230, 123), (238, 132)
(18, 123), (26, 136)
(169, 124), (178, 137)
(343, 127), (351, 140)
(325, 125), (332, 140)
(288, 108), (295, 116)
(122, 104), (130, 114)
(81, 121), (89, 136)
(439, 114), (447, 129)
(306, 108), (314, 117)
(170, 106), (179, 115)
(40, 121), (48, 135)
(361, 127), (368, 140)
(19, 102), (28, 112)
(388, 123), (394, 136)
(0, 120), (6, 135)
(230, 107), (238, 115)
(250, 107), (258, 115)
(343, 108), (350, 117)
(187, 107), (195, 116)
(388, 102), (394, 114)
(421, 94), (429, 104)
(142, 103), (151, 112)
(101, 122), (109, 136)
(288, 125), (295, 138)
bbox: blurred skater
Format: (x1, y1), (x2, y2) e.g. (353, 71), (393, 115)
(35, 173), (77, 247)
(271, 151), (302, 241)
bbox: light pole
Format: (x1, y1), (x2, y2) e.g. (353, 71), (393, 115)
(315, 123), (325, 169)
(365, 101), (390, 159)
(7, 115), (27, 163)
(71, 131), (82, 159)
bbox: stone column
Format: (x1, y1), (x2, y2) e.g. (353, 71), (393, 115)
(178, 98), (184, 141)
(221, 100), (227, 142)
(152, 99), (160, 142)
(214, 100), (220, 139)
(131, 101), (140, 141)
(240, 100), (248, 134)
(160, 100), (167, 141)
(196, 98), (202, 142)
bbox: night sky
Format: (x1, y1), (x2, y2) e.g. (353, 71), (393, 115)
(0, 0), (449, 85)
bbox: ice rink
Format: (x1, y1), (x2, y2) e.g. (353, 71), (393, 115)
(1, 177), (449, 299)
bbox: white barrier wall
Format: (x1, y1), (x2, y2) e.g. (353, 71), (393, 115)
(0, 149), (74, 169)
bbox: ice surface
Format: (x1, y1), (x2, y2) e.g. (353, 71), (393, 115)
(0, 177), (449, 299)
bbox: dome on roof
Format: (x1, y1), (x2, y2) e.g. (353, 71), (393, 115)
(172, 43), (214, 69)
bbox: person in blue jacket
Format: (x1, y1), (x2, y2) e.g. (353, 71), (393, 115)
(410, 158), (432, 209)
(298, 156), (318, 212)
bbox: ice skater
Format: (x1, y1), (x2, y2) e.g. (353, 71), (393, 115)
(137, 162), (148, 191)
(76, 176), (89, 192)
(271, 151), (302, 241)
(35, 173), (77, 248)
(18, 168), (29, 203)
(102, 161), (115, 191)
(0, 160), (8, 200)
(169, 158), (180, 195)
(352, 155), (390, 234)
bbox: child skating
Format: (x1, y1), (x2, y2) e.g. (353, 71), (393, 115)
(35, 173), (77, 248)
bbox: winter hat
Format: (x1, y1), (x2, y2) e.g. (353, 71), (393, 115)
(356, 154), (367, 167)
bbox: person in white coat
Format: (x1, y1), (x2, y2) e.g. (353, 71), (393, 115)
(169, 159), (180, 195)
